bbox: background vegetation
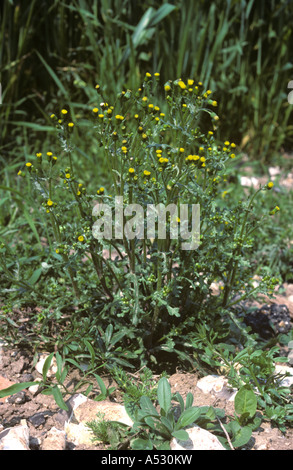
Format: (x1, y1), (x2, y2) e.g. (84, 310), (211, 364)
(1, 0), (293, 160)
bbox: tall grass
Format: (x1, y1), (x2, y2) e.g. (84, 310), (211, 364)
(0, 0), (293, 161)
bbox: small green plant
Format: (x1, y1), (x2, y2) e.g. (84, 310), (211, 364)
(0, 350), (115, 410)
(87, 377), (261, 450)
(130, 377), (203, 449)
(86, 412), (131, 450)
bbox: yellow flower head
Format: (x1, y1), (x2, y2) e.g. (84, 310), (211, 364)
(47, 199), (54, 206)
(92, 107), (99, 113)
(177, 80), (186, 90)
(36, 152), (42, 158)
(129, 168), (135, 175)
(164, 84), (171, 92)
(267, 181), (274, 189)
(68, 122), (74, 128)
(78, 235), (84, 242)
(143, 170), (151, 177)
(65, 173), (71, 179)
(61, 109), (68, 115)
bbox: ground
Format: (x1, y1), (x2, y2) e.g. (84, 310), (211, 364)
(0, 341), (292, 450)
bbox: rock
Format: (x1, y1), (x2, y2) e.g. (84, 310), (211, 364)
(240, 176), (259, 189)
(73, 399), (133, 426)
(196, 375), (227, 394)
(65, 422), (96, 447)
(170, 425), (226, 450)
(64, 396), (133, 447)
(274, 365), (293, 387)
(0, 419), (30, 450)
(35, 353), (58, 378)
(28, 378), (42, 395)
(28, 411), (52, 428)
(7, 391), (28, 405)
(41, 427), (66, 450)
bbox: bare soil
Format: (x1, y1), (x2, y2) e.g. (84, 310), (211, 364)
(0, 341), (293, 450)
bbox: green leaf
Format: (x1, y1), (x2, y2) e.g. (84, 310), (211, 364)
(52, 385), (68, 411)
(160, 416), (173, 433)
(148, 3), (176, 27)
(139, 396), (159, 418)
(0, 382), (39, 399)
(171, 429), (189, 441)
(234, 385), (257, 418)
(174, 392), (184, 413)
(175, 407), (202, 430)
(104, 324), (113, 347)
(94, 374), (107, 396)
(157, 377), (172, 414)
(185, 392), (194, 409)
(131, 438), (153, 450)
(28, 267), (42, 286)
(84, 339), (95, 366)
(231, 425), (252, 448)
(42, 353), (55, 382)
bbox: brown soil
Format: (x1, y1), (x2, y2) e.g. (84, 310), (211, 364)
(0, 342), (293, 450)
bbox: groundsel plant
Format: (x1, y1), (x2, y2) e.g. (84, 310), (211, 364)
(16, 74), (280, 365)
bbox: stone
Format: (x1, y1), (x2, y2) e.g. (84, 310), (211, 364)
(28, 411), (51, 428)
(28, 378), (42, 395)
(196, 375), (227, 394)
(65, 422), (96, 447)
(0, 419), (30, 450)
(64, 396), (133, 447)
(274, 365), (293, 387)
(41, 427), (66, 450)
(72, 399), (133, 427)
(7, 391), (28, 404)
(170, 425), (226, 450)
